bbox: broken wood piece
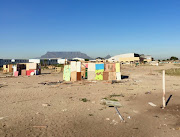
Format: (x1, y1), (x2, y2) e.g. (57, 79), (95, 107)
(0, 116), (8, 120)
(42, 103), (50, 107)
(148, 102), (157, 107)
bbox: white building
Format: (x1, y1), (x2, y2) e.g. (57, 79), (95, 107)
(72, 57), (85, 61)
(29, 59), (40, 64)
(108, 53), (140, 62)
(57, 58), (66, 64)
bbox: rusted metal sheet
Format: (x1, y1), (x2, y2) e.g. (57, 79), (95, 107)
(103, 72), (109, 80)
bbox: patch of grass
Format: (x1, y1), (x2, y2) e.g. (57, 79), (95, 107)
(102, 93), (124, 103)
(158, 64), (164, 66)
(174, 64), (180, 67)
(79, 98), (89, 102)
(53, 64), (64, 67)
(102, 97), (118, 102)
(109, 98), (118, 101)
(41, 66), (48, 70)
(109, 93), (124, 98)
(165, 68), (180, 76)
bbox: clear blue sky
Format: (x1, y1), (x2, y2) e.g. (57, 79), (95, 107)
(0, 0), (180, 59)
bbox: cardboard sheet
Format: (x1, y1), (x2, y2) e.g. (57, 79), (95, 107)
(28, 63), (36, 70)
(63, 65), (71, 81)
(70, 61), (77, 72)
(116, 63), (120, 72)
(95, 69), (104, 80)
(88, 71), (96, 80)
(116, 72), (121, 80)
(21, 69), (26, 76)
(26, 63), (29, 70)
(88, 63), (95, 71)
(103, 72), (109, 80)
(71, 71), (77, 81)
(95, 64), (104, 70)
(109, 72), (116, 80)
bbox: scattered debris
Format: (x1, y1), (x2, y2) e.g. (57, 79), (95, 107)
(0, 84), (8, 88)
(133, 128), (139, 130)
(89, 114), (93, 116)
(106, 118), (110, 121)
(79, 98), (90, 102)
(91, 101), (96, 104)
(62, 109), (67, 112)
(109, 93), (125, 98)
(145, 91), (151, 94)
(127, 116), (131, 119)
(0, 116), (8, 120)
(110, 120), (118, 125)
(133, 80), (142, 83)
(148, 102), (157, 107)
(38, 81), (63, 85)
(111, 80), (124, 84)
(133, 110), (139, 114)
(42, 103), (50, 107)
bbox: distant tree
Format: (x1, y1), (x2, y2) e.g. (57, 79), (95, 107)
(85, 59), (89, 61)
(170, 56), (179, 60)
(167, 59), (169, 61)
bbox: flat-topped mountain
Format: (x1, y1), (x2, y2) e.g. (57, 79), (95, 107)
(41, 51), (93, 59)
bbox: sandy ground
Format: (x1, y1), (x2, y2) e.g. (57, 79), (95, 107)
(0, 64), (180, 137)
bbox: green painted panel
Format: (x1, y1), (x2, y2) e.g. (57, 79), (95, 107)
(63, 65), (71, 81)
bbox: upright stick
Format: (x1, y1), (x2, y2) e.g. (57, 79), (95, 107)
(162, 70), (166, 108)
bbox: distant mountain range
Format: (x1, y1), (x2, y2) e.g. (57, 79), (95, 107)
(41, 52), (93, 59)
(104, 55), (111, 59)
(40, 51), (111, 60)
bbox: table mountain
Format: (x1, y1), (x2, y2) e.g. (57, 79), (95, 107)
(41, 52), (93, 59)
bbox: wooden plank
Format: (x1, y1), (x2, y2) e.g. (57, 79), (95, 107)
(163, 70), (166, 108)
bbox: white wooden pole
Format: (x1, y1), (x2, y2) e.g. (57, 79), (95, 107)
(162, 70), (166, 108)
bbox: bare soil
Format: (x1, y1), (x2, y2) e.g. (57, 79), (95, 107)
(0, 64), (180, 137)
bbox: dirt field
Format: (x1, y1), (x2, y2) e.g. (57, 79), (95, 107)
(0, 64), (180, 137)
